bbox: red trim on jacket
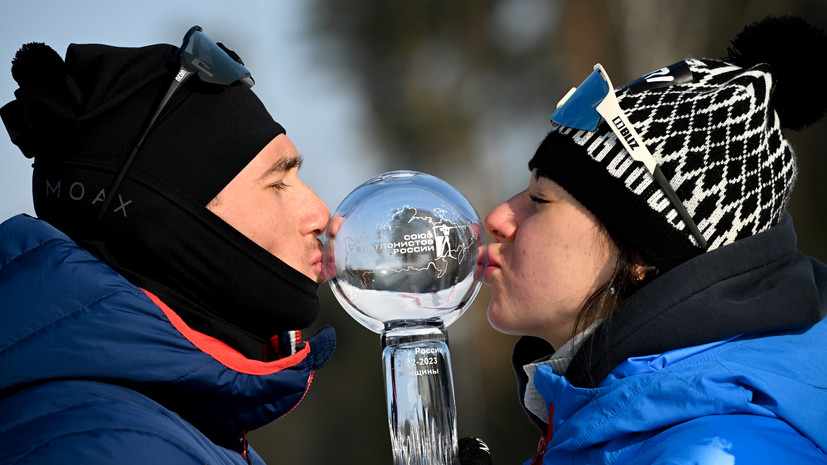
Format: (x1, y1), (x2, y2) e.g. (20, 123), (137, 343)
(530, 403), (555, 465)
(142, 289), (311, 376)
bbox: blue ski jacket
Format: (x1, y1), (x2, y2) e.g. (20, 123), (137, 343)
(0, 215), (336, 464)
(513, 215), (827, 464)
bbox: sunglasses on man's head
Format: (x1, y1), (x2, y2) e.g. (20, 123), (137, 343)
(551, 64), (708, 250)
(96, 26), (254, 220)
(175, 26), (254, 88)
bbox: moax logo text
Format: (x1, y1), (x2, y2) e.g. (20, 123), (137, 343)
(45, 179), (132, 217)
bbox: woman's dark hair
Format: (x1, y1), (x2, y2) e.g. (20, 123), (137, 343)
(570, 233), (656, 341)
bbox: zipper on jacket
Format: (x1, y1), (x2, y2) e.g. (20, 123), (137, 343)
(530, 403), (554, 465)
(242, 430), (252, 465)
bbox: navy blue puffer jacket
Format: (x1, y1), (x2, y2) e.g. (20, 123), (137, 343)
(0, 214), (335, 464)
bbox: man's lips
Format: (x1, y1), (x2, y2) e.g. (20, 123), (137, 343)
(309, 241), (326, 281)
(311, 253), (324, 269)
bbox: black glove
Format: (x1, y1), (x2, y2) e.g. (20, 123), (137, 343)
(458, 437), (492, 465)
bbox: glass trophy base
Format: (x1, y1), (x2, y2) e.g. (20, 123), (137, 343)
(381, 320), (459, 465)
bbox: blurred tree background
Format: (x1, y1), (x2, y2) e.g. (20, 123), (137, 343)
(251, 1), (827, 463)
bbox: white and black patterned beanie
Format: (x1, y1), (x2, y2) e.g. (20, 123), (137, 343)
(529, 15), (827, 270)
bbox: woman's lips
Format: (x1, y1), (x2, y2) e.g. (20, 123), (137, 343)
(483, 249), (501, 283)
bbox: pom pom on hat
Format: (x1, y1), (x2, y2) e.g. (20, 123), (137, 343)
(10, 42), (67, 92)
(726, 15), (827, 131)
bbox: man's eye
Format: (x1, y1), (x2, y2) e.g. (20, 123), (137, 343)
(271, 181), (289, 191)
(529, 193), (549, 204)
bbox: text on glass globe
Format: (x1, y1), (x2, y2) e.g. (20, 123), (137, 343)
(323, 170), (486, 333)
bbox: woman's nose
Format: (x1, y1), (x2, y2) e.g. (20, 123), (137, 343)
(485, 200), (517, 242)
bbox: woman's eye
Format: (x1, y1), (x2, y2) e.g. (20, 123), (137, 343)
(529, 193), (549, 204)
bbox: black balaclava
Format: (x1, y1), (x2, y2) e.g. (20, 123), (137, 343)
(1, 37), (320, 359)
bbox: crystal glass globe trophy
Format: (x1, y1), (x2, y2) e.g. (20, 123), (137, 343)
(324, 170), (486, 465)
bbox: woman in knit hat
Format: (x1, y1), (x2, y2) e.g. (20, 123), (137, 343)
(482, 16), (827, 464)
(0, 27), (335, 464)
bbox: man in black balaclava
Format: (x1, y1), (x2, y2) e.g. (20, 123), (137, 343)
(0, 26), (336, 465)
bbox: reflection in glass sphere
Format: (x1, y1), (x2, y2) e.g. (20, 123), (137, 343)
(324, 170), (486, 333)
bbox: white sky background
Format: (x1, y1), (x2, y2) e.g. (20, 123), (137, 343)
(0, 0), (381, 220)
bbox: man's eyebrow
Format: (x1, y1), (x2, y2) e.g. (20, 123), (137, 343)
(259, 154), (303, 180)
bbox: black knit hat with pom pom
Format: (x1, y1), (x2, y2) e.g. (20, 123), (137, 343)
(1, 40), (285, 214)
(529, 15), (827, 271)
